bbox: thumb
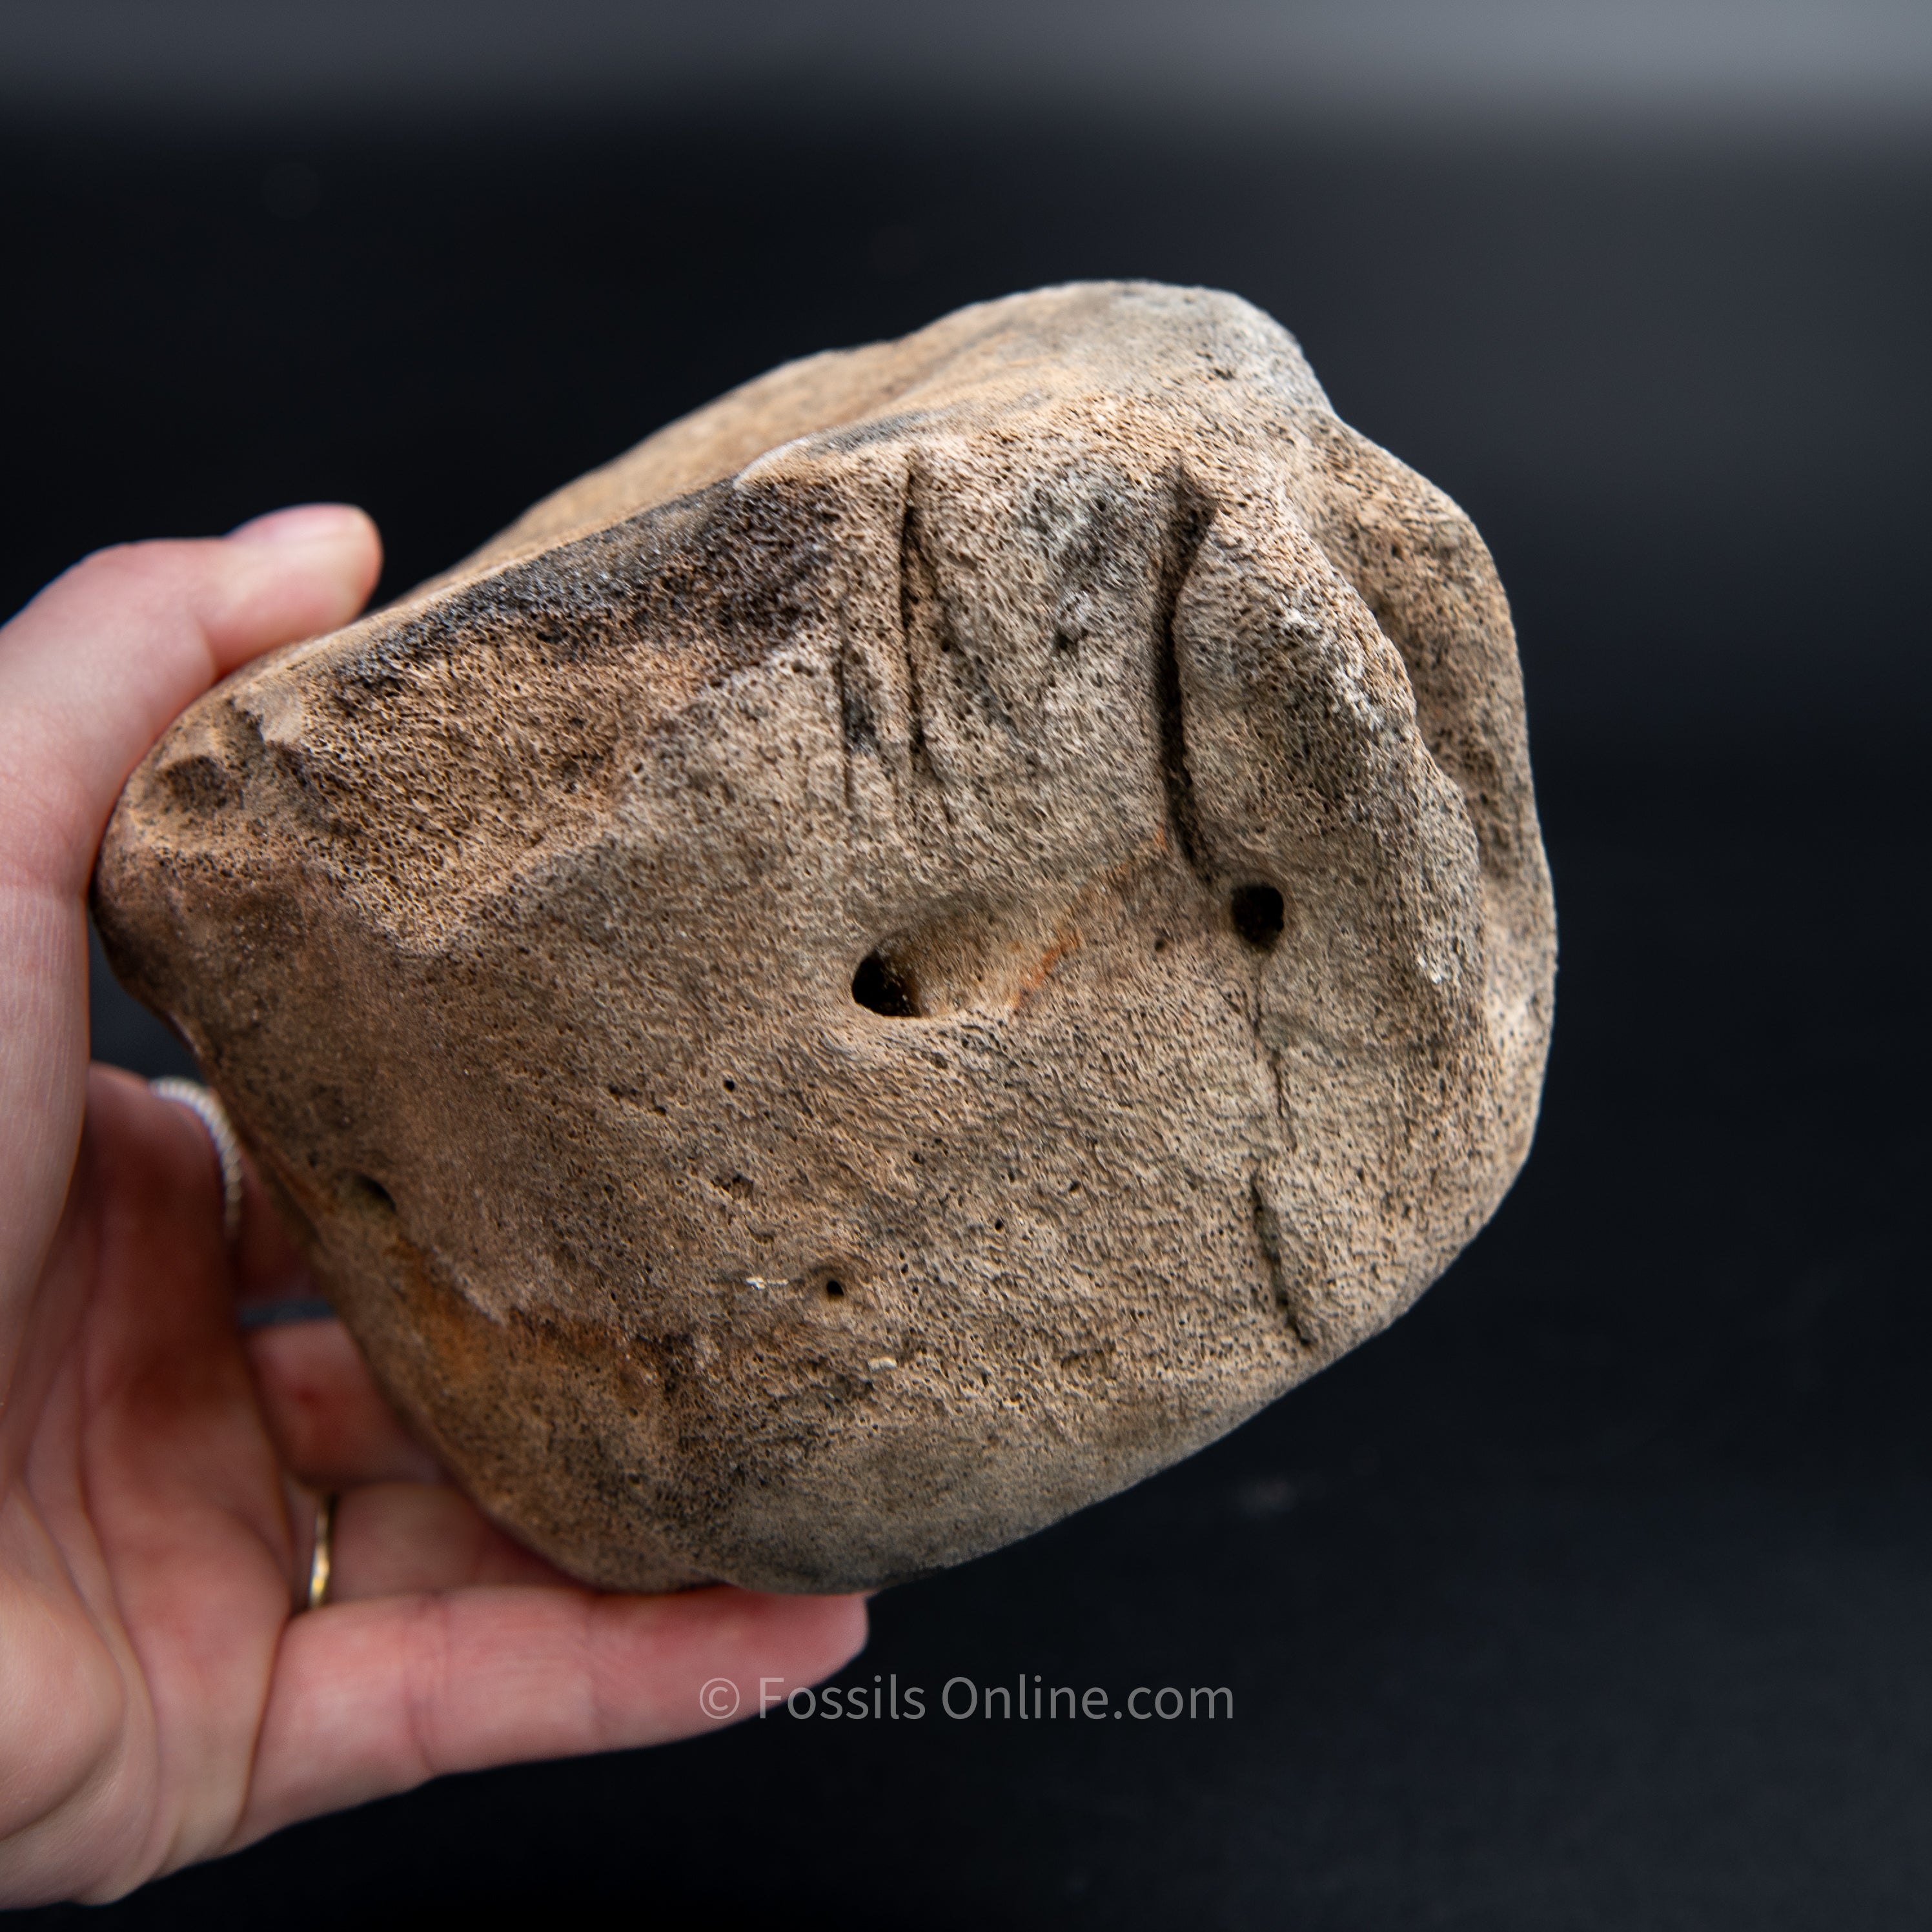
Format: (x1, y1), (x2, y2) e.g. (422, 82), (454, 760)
(0, 505), (381, 899)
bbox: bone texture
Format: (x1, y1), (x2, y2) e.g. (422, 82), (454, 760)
(95, 283), (1556, 1592)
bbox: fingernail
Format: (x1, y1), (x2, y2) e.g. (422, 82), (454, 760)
(227, 503), (369, 548)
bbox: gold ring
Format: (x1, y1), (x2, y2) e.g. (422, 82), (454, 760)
(305, 1492), (337, 1612)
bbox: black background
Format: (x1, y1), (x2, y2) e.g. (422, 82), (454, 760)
(4, 88), (1929, 1930)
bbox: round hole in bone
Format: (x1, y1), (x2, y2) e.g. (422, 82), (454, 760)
(851, 950), (920, 1017)
(344, 1172), (397, 1216)
(1230, 883), (1286, 952)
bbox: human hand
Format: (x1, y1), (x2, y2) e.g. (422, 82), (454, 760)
(0, 511), (868, 1904)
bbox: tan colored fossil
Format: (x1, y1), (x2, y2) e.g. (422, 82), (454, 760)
(96, 283), (1555, 1592)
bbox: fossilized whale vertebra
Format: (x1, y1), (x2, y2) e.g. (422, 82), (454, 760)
(96, 283), (1555, 1592)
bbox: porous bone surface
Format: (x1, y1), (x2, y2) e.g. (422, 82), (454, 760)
(96, 283), (1556, 1592)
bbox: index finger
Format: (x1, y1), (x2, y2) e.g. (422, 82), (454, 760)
(0, 509), (380, 1343)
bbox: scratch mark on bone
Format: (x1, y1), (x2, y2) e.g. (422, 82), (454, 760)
(1150, 475), (1215, 886)
(1250, 1170), (1314, 1350)
(897, 467), (955, 826)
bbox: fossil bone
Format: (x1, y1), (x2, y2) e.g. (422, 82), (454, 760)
(95, 283), (1556, 1592)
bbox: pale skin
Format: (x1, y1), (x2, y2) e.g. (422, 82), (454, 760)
(0, 506), (869, 1904)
